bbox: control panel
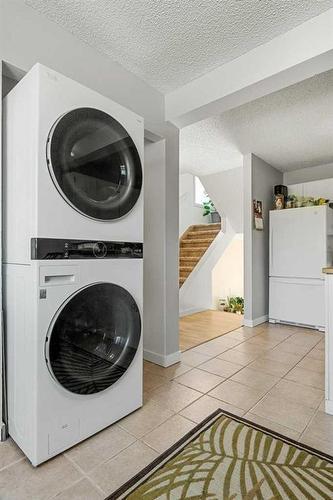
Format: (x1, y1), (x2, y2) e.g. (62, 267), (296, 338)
(31, 238), (143, 260)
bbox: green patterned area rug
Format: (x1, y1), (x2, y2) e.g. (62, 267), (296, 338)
(108, 409), (333, 499)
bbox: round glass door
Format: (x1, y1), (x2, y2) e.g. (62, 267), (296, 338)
(46, 283), (141, 395)
(46, 108), (142, 221)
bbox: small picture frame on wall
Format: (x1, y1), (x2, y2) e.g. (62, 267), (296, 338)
(253, 199), (263, 230)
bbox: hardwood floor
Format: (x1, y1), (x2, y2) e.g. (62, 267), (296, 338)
(179, 309), (243, 351)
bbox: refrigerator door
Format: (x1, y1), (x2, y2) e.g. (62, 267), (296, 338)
(270, 206), (327, 279)
(269, 277), (325, 329)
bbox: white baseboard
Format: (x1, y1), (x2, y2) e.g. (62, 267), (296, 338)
(325, 399), (333, 415)
(143, 349), (181, 367)
(243, 315), (268, 328)
(179, 306), (207, 317)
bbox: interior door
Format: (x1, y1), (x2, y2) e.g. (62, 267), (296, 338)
(270, 207), (326, 279)
(47, 108), (142, 221)
(46, 283), (141, 395)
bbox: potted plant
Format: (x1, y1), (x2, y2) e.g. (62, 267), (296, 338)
(224, 296), (244, 315)
(202, 198), (221, 223)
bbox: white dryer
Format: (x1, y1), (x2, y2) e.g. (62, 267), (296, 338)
(3, 238), (143, 466)
(3, 64), (144, 265)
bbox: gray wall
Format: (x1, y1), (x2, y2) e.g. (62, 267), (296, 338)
(244, 154), (283, 325)
(2, 76), (16, 97)
(144, 134), (180, 365)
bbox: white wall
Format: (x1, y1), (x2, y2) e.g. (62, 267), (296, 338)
(201, 167), (243, 233)
(179, 226), (236, 316)
(244, 154), (283, 326)
(287, 178), (333, 201)
(283, 163), (333, 202)
(212, 235), (244, 307)
(179, 173), (206, 235)
(179, 167), (244, 315)
(284, 162), (333, 185)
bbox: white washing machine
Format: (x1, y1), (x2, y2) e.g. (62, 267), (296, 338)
(3, 63), (144, 265)
(3, 238), (143, 466)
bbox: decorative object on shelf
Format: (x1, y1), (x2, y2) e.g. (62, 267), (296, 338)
(202, 198), (221, 223)
(218, 298), (226, 311)
(315, 197), (329, 206)
(274, 184), (288, 200)
(286, 194), (297, 208)
(253, 199), (263, 230)
(224, 296), (244, 315)
(285, 195), (329, 209)
(274, 194), (285, 210)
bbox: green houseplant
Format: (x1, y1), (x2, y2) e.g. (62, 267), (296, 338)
(202, 199), (221, 223)
(224, 296), (244, 315)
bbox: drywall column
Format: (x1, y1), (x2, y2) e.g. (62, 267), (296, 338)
(144, 125), (180, 366)
(0, 60), (4, 440)
(243, 154), (283, 327)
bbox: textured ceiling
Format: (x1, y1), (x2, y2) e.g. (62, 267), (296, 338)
(181, 69), (333, 175)
(25, 0), (333, 93)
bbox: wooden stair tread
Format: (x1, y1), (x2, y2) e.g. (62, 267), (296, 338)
(180, 246), (207, 251)
(181, 238), (215, 244)
(179, 222), (221, 288)
(187, 230), (220, 237)
(191, 223), (221, 230)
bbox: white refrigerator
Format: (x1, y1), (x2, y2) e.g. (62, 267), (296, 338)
(269, 205), (333, 330)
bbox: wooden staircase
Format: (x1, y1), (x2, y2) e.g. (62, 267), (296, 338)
(179, 223), (221, 287)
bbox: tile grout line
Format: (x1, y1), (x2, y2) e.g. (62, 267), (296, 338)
(65, 453), (109, 496)
(153, 328), (323, 421)
(234, 334), (324, 435)
(0, 456), (25, 474)
(178, 327), (324, 437)
(170, 327), (302, 416)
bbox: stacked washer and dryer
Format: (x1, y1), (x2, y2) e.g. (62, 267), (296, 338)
(3, 64), (144, 466)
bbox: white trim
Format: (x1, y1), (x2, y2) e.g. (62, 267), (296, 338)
(325, 399), (333, 415)
(143, 349), (181, 367)
(243, 315), (268, 328)
(179, 306), (207, 317)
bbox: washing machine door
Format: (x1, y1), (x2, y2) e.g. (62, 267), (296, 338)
(46, 283), (141, 395)
(46, 108), (142, 221)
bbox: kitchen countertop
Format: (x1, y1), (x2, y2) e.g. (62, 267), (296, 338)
(323, 268), (333, 274)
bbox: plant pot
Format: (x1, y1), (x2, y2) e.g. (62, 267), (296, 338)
(210, 211), (221, 223)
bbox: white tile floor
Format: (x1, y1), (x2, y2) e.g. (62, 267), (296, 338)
(0, 322), (331, 499)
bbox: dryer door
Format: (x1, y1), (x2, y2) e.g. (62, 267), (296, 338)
(46, 283), (141, 395)
(47, 108), (142, 221)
